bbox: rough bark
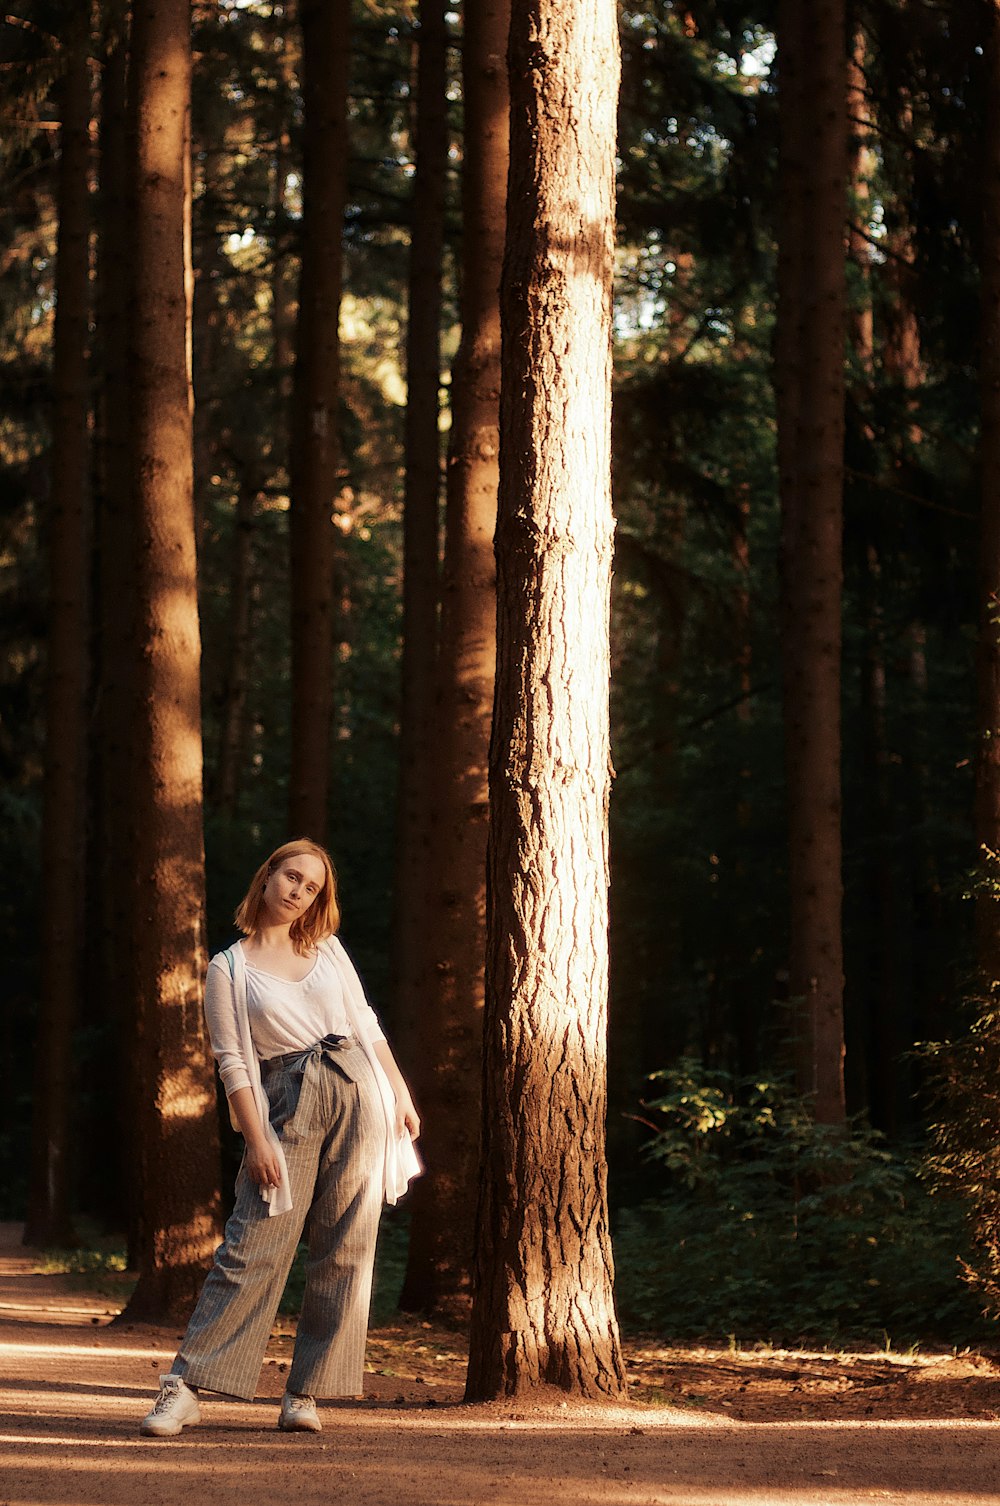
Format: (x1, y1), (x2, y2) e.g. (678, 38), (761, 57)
(465, 0), (626, 1400)
(24, 17), (93, 1249)
(118, 0), (222, 1322)
(390, 0), (448, 1048)
(288, 0), (350, 841)
(775, 0), (848, 1124)
(977, 0), (1000, 991)
(399, 0), (508, 1316)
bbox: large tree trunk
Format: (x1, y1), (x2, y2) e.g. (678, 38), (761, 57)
(399, 0), (508, 1316)
(389, 0), (447, 1048)
(118, 0), (222, 1322)
(288, 0), (350, 841)
(775, 0), (848, 1124)
(23, 14), (93, 1249)
(977, 0), (1000, 991)
(465, 0), (626, 1400)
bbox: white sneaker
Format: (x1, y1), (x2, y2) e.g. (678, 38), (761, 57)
(278, 1391), (321, 1432)
(140, 1374), (201, 1437)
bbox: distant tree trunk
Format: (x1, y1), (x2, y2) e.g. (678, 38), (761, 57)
(846, 29), (903, 1122)
(399, 0), (508, 1316)
(775, 0), (848, 1124)
(465, 0), (626, 1400)
(847, 31), (873, 375)
(93, 1), (136, 1242)
(288, 0), (350, 841)
(390, 0), (447, 1038)
(118, 0), (222, 1322)
(881, 88), (924, 431)
(272, 129), (296, 433)
(977, 0), (1000, 991)
(24, 16), (93, 1249)
(215, 478), (258, 817)
(191, 148), (227, 546)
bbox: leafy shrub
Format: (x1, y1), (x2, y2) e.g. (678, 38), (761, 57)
(614, 1059), (988, 1345)
(921, 1000), (1000, 1321)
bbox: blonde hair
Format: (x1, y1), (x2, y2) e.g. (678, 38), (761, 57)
(234, 839), (340, 955)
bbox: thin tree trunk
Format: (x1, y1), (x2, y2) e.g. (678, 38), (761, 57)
(215, 478), (257, 816)
(94, 0), (137, 1246)
(847, 31), (873, 374)
(24, 15), (93, 1249)
(399, 0), (508, 1316)
(288, 0), (350, 841)
(118, 0), (222, 1322)
(976, 0), (1000, 991)
(775, 0), (848, 1124)
(847, 28), (903, 1122)
(191, 147), (227, 548)
(465, 0), (626, 1400)
(390, 0), (448, 1042)
(881, 86), (924, 432)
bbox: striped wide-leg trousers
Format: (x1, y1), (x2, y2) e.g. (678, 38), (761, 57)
(174, 1038), (386, 1401)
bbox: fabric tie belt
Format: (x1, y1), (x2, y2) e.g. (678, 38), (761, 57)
(262, 1032), (352, 1074)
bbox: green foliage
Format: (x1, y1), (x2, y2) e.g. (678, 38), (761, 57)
(921, 998), (1000, 1322)
(614, 1061), (986, 1344)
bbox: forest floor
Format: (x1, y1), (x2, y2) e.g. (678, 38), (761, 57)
(2, 1223), (1000, 1506)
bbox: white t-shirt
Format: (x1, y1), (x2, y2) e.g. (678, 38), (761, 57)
(205, 944), (385, 1097)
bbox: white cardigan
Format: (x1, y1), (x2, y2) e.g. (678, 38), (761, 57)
(206, 935), (421, 1217)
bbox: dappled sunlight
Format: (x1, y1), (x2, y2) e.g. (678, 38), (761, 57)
(0, 1340), (172, 1361)
(153, 1058), (215, 1122)
(1, 1242), (998, 1506)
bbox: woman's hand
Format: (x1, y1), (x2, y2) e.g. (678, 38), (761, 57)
(227, 1087), (283, 1189)
(394, 1091), (420, 1142)
(371, 1040), (421, 1140)
(245, 1138), (283, 1190)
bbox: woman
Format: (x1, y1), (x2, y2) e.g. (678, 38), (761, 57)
(139, 839), (420, 1438)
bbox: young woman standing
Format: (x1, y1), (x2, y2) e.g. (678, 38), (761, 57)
(139, 839), (420, 1437)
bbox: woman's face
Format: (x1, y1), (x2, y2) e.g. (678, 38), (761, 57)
(263, 853), (327, 926)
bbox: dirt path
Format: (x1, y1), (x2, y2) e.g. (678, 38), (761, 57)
(2, 1224), (1000, 1506)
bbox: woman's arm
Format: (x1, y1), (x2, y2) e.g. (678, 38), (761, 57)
(371, 1040), (420, 1141)
(228, 1085), (284, 1190)
(204, 959), (282, 1190)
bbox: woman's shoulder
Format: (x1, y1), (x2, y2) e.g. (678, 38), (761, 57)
(208, 940), (243, 975)
(316, 932), (345, 957)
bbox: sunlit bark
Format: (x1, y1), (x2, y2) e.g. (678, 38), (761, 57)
(24, 12), (93, 1248)
(465, 0), (626, 1400)
(399, 0), (508, 1315)
(118, 0), (222, 1322)
(775, 0), (848, 1125)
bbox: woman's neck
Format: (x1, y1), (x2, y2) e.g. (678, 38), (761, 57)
(246, 917), (296, 953)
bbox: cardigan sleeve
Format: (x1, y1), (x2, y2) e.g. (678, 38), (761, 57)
(329, 936), (386, 1045)
(204, 954), (254, 1097)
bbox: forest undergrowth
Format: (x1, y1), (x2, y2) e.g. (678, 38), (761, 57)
(39, 1062), (996, 1352)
